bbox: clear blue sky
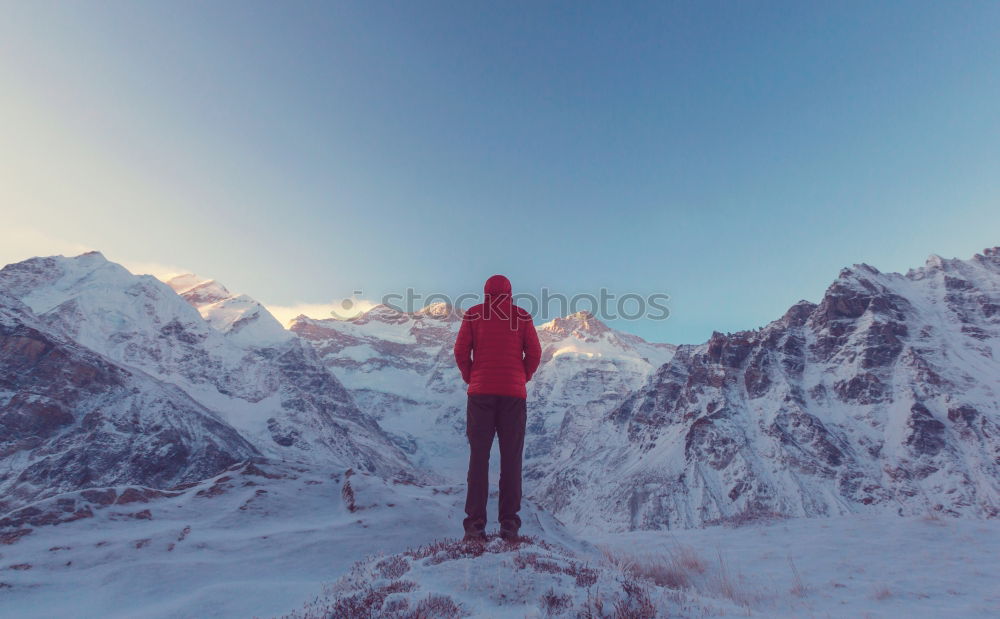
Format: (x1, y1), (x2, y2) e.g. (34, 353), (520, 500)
(2, 2), (998, 343)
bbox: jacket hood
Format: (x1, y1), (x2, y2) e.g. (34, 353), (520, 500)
(483, 274), (512, 302)
(484, 274), (512, 296)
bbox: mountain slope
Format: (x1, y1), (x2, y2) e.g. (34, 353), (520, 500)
(0, 290), (258, 514)
(534, 248), (1000, 531)
(0, 253), (415, 480)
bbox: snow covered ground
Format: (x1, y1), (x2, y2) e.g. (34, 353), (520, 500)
(594, 514), (1000, 618)
(0, 461), (586, 618)
(2, 459), (998, 618)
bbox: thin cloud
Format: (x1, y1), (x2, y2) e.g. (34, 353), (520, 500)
(120, 260), (192, 282)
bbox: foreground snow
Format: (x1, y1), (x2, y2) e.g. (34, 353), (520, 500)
(595, 514), (1000, 617)
(0, 461), (583, 618)
(2, 461), (997, 618)
(283, 535), (702, 618)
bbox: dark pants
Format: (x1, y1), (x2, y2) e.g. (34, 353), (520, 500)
(463, 393), (527, 533)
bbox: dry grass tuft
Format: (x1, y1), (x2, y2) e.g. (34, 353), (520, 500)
(600, 543), (707, 591)
(788, 556), (808, 597)
(673, 544), (707, 575)
(540, 587), (572, 617)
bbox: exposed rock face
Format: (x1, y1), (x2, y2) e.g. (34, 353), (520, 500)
(533, 248), (1000, 531)
(0, 294), (258, 514)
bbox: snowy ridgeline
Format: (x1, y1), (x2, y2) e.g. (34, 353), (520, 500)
(1, 247), (999, 617)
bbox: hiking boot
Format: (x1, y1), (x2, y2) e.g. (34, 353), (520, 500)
(499, 525), (520, 542)
(462, 525), (486, 543)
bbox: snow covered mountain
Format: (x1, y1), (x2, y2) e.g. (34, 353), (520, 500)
(534, 248), (1000, 532)
(0, 288), (258, 515)
(4, 247), (998, 534)
(0, 253), (416, 505)
(289, 305), (675, 477)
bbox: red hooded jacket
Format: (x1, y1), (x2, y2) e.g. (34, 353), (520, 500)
(454, 275), (542, 399)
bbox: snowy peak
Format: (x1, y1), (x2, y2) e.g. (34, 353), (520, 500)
(312, 301), (463, 331)
(198, 293), (292, 345)
(537, 310), (675, 366)
(0, 251), (149, 316)
(166, 274), (232, 307)
(0, 252), (209, 351)
(164, 273), (291, 345)
(539, 310), (611, 340)
(348, 303), (411, 326)
(0, 253), (292, 353)
(973, 246), (1000, 277)
(164, 272), (203, 292)
(777, 299), (817, 328)
(925, 254), (947, 270)
(979, 245), (1000, 262)
(290, 302), (464, 348)
(414, 301), (463, 322)
(906, 247), (1000, 283)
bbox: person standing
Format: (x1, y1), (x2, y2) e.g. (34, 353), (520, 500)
(454, 274), (541, 542)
